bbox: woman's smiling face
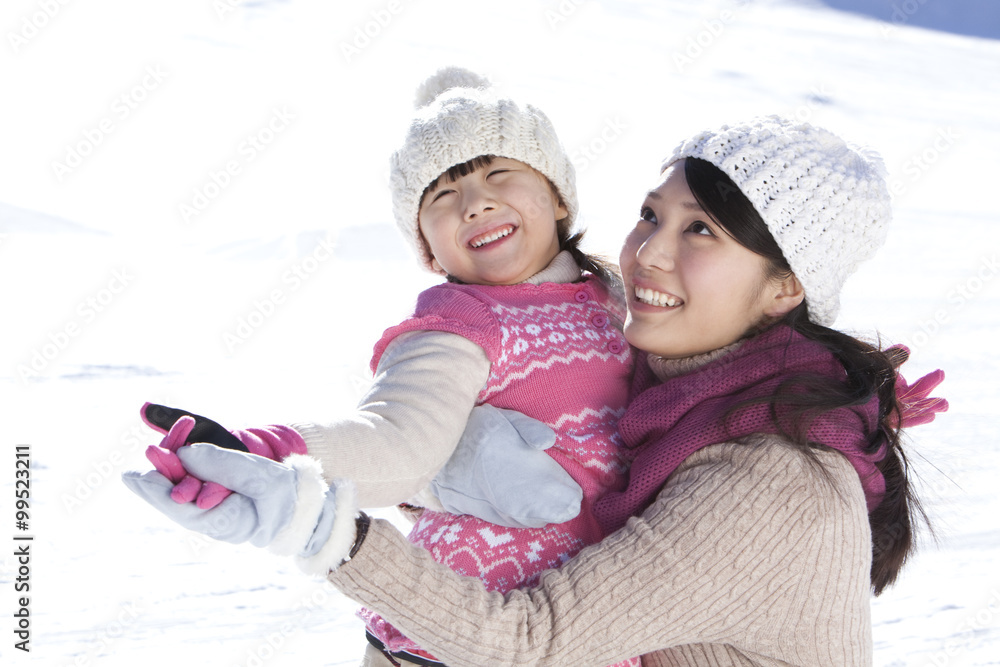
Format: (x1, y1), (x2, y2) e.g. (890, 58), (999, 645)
(619, 160), (792, 359)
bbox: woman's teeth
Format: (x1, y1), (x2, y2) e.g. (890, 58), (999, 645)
(470, 226), (513, 248)
(635, 286), (681, 308)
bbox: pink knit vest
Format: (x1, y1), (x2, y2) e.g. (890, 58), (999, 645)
(363, 277), (638, 666)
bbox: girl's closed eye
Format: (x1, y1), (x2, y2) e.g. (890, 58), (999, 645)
(430, 189), (455, 204)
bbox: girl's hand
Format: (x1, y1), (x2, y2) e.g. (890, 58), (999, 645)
(141, 403), (307, 509)
(144, 415), (235, 508)
(123, 445), (360, 574)
(430, 404), (583, 528)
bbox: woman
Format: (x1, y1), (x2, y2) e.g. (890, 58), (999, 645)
(125, 117), (945, 666)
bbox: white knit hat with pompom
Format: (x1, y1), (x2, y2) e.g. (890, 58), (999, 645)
(390, 67), (578, 273)
(662, 115), (892, 327)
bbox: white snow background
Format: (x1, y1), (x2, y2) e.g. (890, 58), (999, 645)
(1, 0), (998, 664)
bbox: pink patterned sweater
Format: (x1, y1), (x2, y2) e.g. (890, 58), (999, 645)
(362, 275), (636, 665)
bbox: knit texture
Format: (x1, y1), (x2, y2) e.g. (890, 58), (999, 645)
(390, 67), (578, 272)
(289, 252), (594, 511)
(663, 115), (892, 326)
(363, 275), (636, 665)
(330, 437), (873, 666)
(594, 325), (887, 535)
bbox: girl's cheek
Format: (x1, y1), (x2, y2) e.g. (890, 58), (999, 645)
(619, 227), (645, 267)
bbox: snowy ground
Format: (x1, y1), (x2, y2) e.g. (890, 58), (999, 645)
(1, 0), (999, 664)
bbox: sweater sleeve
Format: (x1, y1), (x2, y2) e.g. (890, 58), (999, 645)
(292, 330), (491, 509)
(328, 439), (873, 666)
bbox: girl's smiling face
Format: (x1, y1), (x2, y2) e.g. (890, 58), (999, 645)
(620, 160), (801, 359)
(418, 157), (566, 285)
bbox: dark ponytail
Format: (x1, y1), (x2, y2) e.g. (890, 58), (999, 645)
(561, 231), (623, 296)
(777, 304), (925, 595)
(684, 157), (928, 596)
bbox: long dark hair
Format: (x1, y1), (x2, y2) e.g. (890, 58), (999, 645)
(684, 156), (927, 596)
(419, 155), (621, 291)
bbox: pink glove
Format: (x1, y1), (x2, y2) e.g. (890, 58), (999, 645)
(141, 403), (308, 509)
(144, 416), (233, 508)
(886, 346), (949, 429)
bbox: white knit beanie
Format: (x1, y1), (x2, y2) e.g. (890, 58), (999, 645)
(662, 115), (892, 327)
(390, 67), (578, 273)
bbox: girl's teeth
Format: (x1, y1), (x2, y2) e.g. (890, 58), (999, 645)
(471, 226), (513, 248)
(635, 286), (680, 308)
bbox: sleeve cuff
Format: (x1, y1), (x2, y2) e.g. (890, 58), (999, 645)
(295, 477), (360, 576)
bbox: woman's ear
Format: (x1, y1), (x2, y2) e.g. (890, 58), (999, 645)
(764, 273), (805, 318)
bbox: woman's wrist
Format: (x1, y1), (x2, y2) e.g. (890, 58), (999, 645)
(345, 511), (371, 563)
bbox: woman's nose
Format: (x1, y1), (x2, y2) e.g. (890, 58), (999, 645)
(635, 228), (675, 271)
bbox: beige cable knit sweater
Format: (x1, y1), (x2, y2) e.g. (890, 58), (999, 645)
(329, 354), (874, 666)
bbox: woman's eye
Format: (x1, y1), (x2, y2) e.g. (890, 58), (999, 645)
(688, 221), (713, 236)
(639, 207), (657, 224)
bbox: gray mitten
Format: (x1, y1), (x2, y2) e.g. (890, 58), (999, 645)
(430, 404), (583, 528)
(123, 444), (359, 575)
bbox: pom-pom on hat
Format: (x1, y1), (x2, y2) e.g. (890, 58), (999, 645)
(390, 67), (578, 273)
(662, 115), (892, 327)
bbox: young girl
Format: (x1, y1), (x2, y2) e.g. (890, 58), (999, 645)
(307, 116), (944, 665)
(127, 68), (638, 667)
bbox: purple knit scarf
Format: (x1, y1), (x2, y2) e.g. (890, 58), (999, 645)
(593, 325), (886, 535)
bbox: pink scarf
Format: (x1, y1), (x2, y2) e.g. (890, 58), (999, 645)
(594, 325), (886, 535)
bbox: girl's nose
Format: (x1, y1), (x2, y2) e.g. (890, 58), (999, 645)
(463, 186), (497, 221)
